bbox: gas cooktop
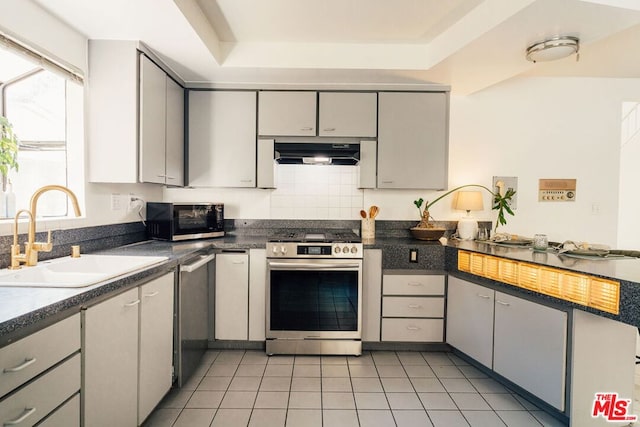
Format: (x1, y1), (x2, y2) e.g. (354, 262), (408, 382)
(268, 230), (361, 244)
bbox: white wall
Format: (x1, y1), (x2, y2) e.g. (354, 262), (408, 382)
(167, 76), (640, 247)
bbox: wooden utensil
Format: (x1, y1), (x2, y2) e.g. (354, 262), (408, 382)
(360, 210), (367, 219)
(369, 205), (379, 219)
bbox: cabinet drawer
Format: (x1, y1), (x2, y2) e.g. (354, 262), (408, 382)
(383, 274), (444, 295)
(381, 318), (444, 342)
(0, 353), (80, 427)
(382, 297), (444, 318)
(0, 314), (80, 398)
(37, 394), (79, 427)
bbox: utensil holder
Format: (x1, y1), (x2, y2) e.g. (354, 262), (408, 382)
(361, 219), (375, 240)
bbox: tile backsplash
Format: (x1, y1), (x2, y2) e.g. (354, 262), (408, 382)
(270, 165), (363, 219)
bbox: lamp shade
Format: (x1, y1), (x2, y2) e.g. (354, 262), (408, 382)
(454, 191), (484, 212)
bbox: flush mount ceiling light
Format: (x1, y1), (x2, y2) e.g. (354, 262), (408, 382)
(526, 36), (580, 63)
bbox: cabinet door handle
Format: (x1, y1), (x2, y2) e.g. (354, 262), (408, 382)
(300, 127), (313, 131)
(406, 326), (421, 331)
(232, 261), (246, 265)
(165, 176), (175, 180)
(407, 282), (423, 287)
(476, 294), (491, 299)
(144, 291), (159, 298)
(3, 358), (36, 373)
(240, 179), (253, 183)
(4, 407), (36, 425)
(124, 299), (141, 307)
(381, 181), (394, 184)
(496, 300), (510, 306)
(156, 174), (166, 178)
(323, 127), (336, 132)
(407, 304), (423, 309)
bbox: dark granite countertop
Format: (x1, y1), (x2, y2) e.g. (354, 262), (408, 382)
(3, 231), (640, 348)
(449, 239), (640, 284)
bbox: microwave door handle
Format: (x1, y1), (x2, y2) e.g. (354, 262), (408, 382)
(268, 262), (361, 270)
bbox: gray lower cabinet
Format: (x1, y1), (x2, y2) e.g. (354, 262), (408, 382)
(447, 276), (567, 411)
(0, 314), (81, 427)
(377, 91), (448, 189)
(83, 272), (174, 426)
(380, 271), (445, 342)
(362, 249), (382, 342)
(215, 252), (249, 340)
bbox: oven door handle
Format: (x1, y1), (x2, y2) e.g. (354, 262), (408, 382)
(267, 261), (361, 270)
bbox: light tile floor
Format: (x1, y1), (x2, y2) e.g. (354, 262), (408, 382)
(143, 350), (568, 427)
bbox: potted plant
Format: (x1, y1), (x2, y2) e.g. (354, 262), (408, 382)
(0, 115), (19, 189)
(411, 184), (516, 240)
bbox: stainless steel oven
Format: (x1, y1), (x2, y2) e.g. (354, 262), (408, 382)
(266, 232), (363, 355)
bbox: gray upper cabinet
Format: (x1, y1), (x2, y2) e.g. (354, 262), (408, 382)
(319, 92), (377, 137)
(165, 77), (185, 187)
(139, 54), (185, 186)
(139, 55), (167, 185)
(88, 41), (184, 185)
(189, 90), (257, 187)
(258, 91), (316, 136)
(377, 92), (448, 190)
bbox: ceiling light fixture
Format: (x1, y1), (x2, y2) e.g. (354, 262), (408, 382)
(526, 36), (580, 63)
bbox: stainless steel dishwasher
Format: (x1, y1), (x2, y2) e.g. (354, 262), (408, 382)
(175, 250), (215, 387)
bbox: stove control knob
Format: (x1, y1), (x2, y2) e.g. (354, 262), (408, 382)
(342, 246), (349, 254)
(272, 246), (279, 255)
(334, 246), (341, 254)
(280, 246), (287, 255)
(350, 246), (358, 254)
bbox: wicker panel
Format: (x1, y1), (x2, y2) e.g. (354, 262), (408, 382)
(560, 272), (590, 305)
(470, 253), (485, 275)
(484, 256), (500, 280)
(498, 259), (519, 285)
(458, 251), (471, 272)
(518, 263), (540, 291)
(539, 268), (562, 298)
(589, 278), (620, 315)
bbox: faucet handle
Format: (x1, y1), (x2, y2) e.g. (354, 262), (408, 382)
(33, 230), (53, 252)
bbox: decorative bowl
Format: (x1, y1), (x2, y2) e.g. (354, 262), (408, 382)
(410, 227), (446, 241)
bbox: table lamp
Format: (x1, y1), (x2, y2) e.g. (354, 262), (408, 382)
(455, 191), (484, 240)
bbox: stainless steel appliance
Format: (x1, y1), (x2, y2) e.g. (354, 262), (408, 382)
(175, 250), (215, 386)
(266, 231), (363, 355)
(146, 202), (224, 241)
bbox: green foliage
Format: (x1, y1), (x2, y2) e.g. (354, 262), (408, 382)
(0, 116), (19, 177)
(413, 184), (516, 232)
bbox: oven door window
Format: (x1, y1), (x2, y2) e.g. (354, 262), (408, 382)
(270, 270), (358, 331)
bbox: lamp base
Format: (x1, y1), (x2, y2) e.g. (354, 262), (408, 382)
(457, 217), (478, 240)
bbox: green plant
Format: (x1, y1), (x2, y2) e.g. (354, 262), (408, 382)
(0, 116), (19, 178)
(413, 184), (515, 232)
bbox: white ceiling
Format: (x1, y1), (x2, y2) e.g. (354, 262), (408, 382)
(33, 0), (640, 94)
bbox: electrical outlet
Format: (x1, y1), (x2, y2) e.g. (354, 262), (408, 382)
(111, 193), (122, 211)
(492, 176), (518, 209)
(409, 249), (418, 263)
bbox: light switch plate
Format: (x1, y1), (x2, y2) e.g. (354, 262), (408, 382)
(492, 176), (518, 209)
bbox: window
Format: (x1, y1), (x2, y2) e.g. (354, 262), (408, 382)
(0, 35), (84, 219)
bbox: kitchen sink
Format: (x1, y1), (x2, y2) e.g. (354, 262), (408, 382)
(0, 254), (168, 288)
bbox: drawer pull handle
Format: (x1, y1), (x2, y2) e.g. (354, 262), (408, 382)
(477, 294), (491, 299)
(406, 326), (421, 331)
(407, 304), (423, 309)
(144, 291), (159, 298)
(496, 300), (510, 306)
(4, 407), (36, 425)
(232, 261), (245, 265)
(124, 299), (141, 307)
(301, 127), (314, 131)
(323, 127), (336, 132)
(407, 282), (423, 287)
(3, 358), (36, 373)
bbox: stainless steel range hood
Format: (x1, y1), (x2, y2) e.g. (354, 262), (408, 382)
(274, 138), (361, 165)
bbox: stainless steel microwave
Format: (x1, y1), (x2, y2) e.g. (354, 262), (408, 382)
(146, 202), (224, 241)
